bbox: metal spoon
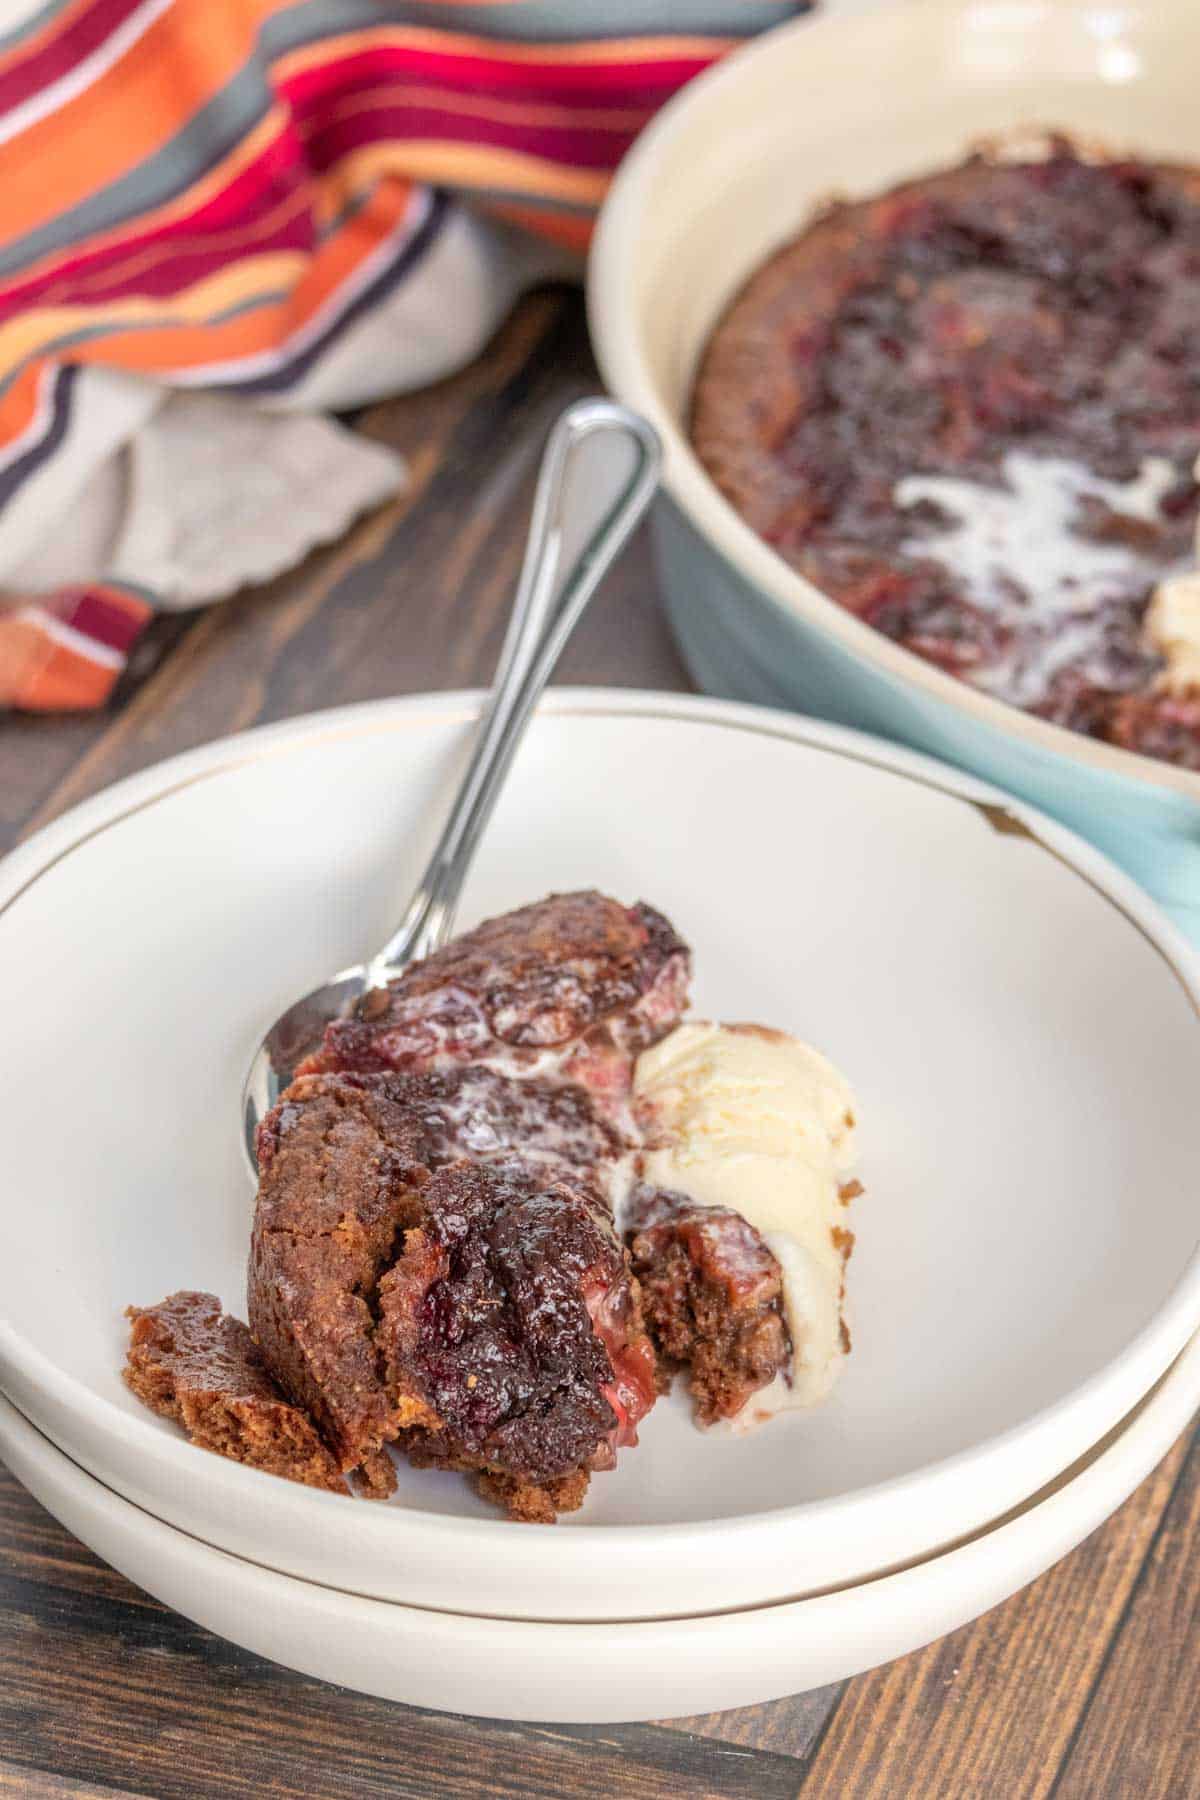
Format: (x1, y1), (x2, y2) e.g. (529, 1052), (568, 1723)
(241, 397), (662, 1172)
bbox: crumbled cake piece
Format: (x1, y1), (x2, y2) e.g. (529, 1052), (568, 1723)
(1108, 687), (1200, 767)
(629, 1023), (860, 1424)
(628, 1191), (791, 1425)
(377, 1162), (658, 1518)
(477, 1468), (590, 1525)
(301, 890), (691, 1116)
(249, 1073), (436, 1477)
(123, 1291), (347, 1494)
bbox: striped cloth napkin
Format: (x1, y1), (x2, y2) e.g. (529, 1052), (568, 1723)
(0, 0), (805, 711)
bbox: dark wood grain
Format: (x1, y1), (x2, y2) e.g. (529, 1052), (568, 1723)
(0, 1767), (156, 1800)
(1, 286), (1198, 1800)
(0, 1467), (801, 1800)
(799, 1435), (1195, 1800)
(666, 1687), (845, 1761)
(1051, 1426), (1200, 1798)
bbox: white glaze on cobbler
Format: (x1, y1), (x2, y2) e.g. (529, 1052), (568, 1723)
(309, 891), (691, 1125)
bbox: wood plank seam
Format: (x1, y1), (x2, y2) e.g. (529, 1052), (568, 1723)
(1044, 1419), (1200, 1798)
(796, 1682), (850, 1785)
(0, 1753), (155, 1799)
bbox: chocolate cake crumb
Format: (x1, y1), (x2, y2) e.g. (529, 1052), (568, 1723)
(628, 1191), (790, 1425)
(477, 1468), (590, 1524)
(124, 1292), (347, 1494)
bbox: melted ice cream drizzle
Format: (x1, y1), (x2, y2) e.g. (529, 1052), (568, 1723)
(895, 452), (1181, 706)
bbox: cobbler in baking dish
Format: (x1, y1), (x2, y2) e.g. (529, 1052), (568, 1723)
(690, 143), (1200, 769)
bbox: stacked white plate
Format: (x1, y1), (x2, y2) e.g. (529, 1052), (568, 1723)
(2, 691), (1199, 1720)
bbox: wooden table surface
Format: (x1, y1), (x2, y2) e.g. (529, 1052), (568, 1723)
(1, 291), (1197, 1800)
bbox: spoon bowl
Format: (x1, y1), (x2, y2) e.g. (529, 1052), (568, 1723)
(239, 398), (661, 1170)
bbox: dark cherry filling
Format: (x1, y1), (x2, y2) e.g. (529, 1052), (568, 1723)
(398, 1062), (628, 1184)
(581, 1269), (658, 1453)
(692, 146), (1200, 768)
(627, 1187), (790, 1426)
(1107, 689), (1200, 772)
(249, 1061), (640, 1505)
(378, 1165), (656, 1490)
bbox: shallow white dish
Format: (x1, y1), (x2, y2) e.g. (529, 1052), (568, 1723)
(2, 1333), (1198, 1723)
(1, 690), (1198, 1620)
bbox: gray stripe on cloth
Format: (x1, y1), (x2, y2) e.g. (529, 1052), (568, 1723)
(0, 0), (401, 278)
(379, 2), (804, 43)
(0, 0), (72, 55)
(0, 0), (804, 276)
(0, 290), (289, 406)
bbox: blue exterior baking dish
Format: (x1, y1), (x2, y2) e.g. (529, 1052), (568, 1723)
(589, 0), (1200, 943)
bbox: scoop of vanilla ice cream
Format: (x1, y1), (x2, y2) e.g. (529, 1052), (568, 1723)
(1145, 571), (1200, 695)
(1145, 454), (1200, 695)
(632, 1021), (858, 1416)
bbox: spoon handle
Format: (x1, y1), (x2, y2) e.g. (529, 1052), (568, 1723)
(367, 397), (661, 983)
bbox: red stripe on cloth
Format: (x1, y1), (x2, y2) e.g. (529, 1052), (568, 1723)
(0, 0), (147, 114)
(0, 583), (151, 711)
(0, 0), (92, 74)
(0, 33), (723, 324)
(288, 66), (659, 127)
(279, 42), (716, 108)
(0, 126), (312, 320)
(303, 103), (642, 175)
(62, 585), (152, 653)
(23, 197), (311, 307)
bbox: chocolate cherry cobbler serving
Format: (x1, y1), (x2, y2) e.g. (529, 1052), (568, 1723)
(248, 1059), (655, 1518)
(298, 888), (691, 1120)
(691, 142), (1200, 769)
(124, 892), (862, 1518)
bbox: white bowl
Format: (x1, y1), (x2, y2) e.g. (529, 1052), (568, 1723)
(1, 691), (1198, 1620)
(2, 1329), (1198, 1723)
(588, 0), (1200, 941)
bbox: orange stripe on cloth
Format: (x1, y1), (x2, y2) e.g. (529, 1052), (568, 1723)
(3, 106), (296, 313)
(0, 362), (46, 451)
(3, 8), (726, 247)
(0, 610), (127, 710)
(0, 168), (415, 394)
(1, 0), (288, 244)
(0, 249), (311, 373)
(16, 175), (415, 381)
(333, 139), (608, 208)
(275, 24), (734, 82)
(483, 198), (591, 251)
